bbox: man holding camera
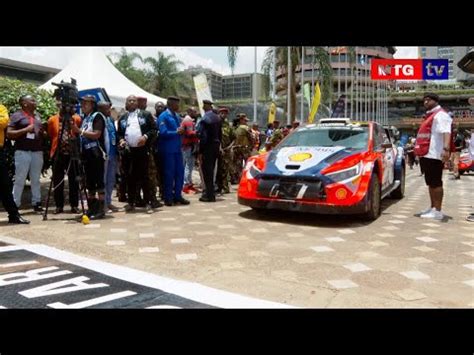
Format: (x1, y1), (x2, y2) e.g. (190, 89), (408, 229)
(70, 95), (107, 219)
(47, 98), (82, 214)
(117, 95), (157, 212)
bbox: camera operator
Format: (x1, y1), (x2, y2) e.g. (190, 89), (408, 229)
(47, 98), (82, 214)
(70, 95), (106, 219)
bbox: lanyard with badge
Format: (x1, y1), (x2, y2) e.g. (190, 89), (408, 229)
(24, 112), (36, 140)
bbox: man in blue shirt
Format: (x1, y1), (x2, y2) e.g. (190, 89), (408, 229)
(157, 96), (190, 206)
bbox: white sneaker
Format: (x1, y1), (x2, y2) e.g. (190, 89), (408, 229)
(419, 207), (434, 215)
(420, 209), (444, 220)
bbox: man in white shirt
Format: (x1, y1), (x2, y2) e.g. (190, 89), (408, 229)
(417, 93), (452, 220)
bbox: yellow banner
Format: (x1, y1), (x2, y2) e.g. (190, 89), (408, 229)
(268, 102), (276, 123)
(308, 83), (321, 123)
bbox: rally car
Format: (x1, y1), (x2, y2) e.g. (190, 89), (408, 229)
(238, 118), (405, 220)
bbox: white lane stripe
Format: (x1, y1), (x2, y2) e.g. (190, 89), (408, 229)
(0, 245), (293, 309)
(0, 260), (39, 268)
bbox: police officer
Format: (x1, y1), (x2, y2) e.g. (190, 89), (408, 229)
(198, 100), (222, 202)
(157, 96), (190, 206)
(233, 113), (253, 181)
(215, 107), (235, 194)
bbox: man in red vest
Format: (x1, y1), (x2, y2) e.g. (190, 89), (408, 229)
(414, 93), (452, 220)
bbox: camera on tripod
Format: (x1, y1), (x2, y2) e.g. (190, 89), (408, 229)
(52, 78), (79, 108)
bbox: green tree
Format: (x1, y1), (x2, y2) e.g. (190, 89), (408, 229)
(0, 77), (56, 122)
(108, 48), (149, 89)
(143, 52), (184, 97)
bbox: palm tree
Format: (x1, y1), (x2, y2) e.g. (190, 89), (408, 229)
(108, 48), (149, 89)
(143, 52), (184, 98)
(229, 46), (333, 122)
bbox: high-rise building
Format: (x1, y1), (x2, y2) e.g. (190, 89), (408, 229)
(182, 66), (223, 100)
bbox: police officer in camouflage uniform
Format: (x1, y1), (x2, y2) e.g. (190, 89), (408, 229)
(233, 113), (253, 182)
(268, 119), (284, 149)
(216, 107), (235, 194)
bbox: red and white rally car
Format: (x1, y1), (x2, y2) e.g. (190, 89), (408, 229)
(238, 118), (406, 220)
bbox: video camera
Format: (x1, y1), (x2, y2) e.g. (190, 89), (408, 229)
(52, 78), (79, 107)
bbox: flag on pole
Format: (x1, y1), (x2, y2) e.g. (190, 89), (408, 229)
(308, 83), (321, 123)
(268, 102), (277, 123)
(193, 73), (213, 116)
(303, 83), (311, 110)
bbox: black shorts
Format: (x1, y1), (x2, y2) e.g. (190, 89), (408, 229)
(420, 157), (443, 188)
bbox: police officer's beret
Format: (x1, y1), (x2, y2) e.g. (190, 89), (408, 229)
(218, 107), (229, 113)
(202, 99), (214, 105)
(167, 96), (180, 101)
(97, 100), (111, 107)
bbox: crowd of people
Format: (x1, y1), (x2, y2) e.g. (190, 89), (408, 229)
(1, 91), (473, 224)
(0, 93), (295, 224)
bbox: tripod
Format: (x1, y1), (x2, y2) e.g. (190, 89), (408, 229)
(43, 105), (89, 222)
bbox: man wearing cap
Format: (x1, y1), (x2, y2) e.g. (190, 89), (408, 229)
(117, 95), (157, 212)
(70, 95), (106, 219)
(0, 103), (29, 224)
(269, 119), (284, 148)
(197, 100), (221, 202)
(47, 97), (82, 214)
(7, 95), (45, 212)
(157, 96), (190, 206)
(233, 113), (253, 181)
(153, 102), (167, 200)
(414, 93), (452, 220)
(216, 107), (235, 194)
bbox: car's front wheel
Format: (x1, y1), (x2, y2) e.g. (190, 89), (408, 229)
(362, 174), (381, 221)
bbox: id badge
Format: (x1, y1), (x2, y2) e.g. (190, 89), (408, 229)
(26, 132), (35, 140)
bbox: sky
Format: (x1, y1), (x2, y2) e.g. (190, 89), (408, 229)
(0, 46), (418, 75)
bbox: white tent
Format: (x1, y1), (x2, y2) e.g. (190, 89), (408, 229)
(40, 47), (166, 112)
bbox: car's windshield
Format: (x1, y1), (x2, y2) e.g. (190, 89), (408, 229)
(279, 127), (369, 150)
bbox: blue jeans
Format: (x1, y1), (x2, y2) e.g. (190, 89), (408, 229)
(182, 147), (195, 186)
(104, 155), (117, 206)
(13, 150), (43, 207)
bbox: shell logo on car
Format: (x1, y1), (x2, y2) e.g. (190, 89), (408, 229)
(289, 153), (312, 162)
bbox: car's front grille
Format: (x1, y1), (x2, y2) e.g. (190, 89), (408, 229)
(257, 175), (325, 200)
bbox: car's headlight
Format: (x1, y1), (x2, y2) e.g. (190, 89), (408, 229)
(325, 162), (362, 182)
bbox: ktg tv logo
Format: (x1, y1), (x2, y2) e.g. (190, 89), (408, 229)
(371, 59), (449, 80)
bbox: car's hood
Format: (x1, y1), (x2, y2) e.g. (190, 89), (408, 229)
(263, 146), (360, 176)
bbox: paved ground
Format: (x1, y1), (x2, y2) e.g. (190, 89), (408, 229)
(1, 169), (473, 308)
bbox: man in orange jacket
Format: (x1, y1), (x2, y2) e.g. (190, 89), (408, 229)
(47, 99), (82, 214)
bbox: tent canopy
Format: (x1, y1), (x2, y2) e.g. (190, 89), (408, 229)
(40, 47), (166, 112)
